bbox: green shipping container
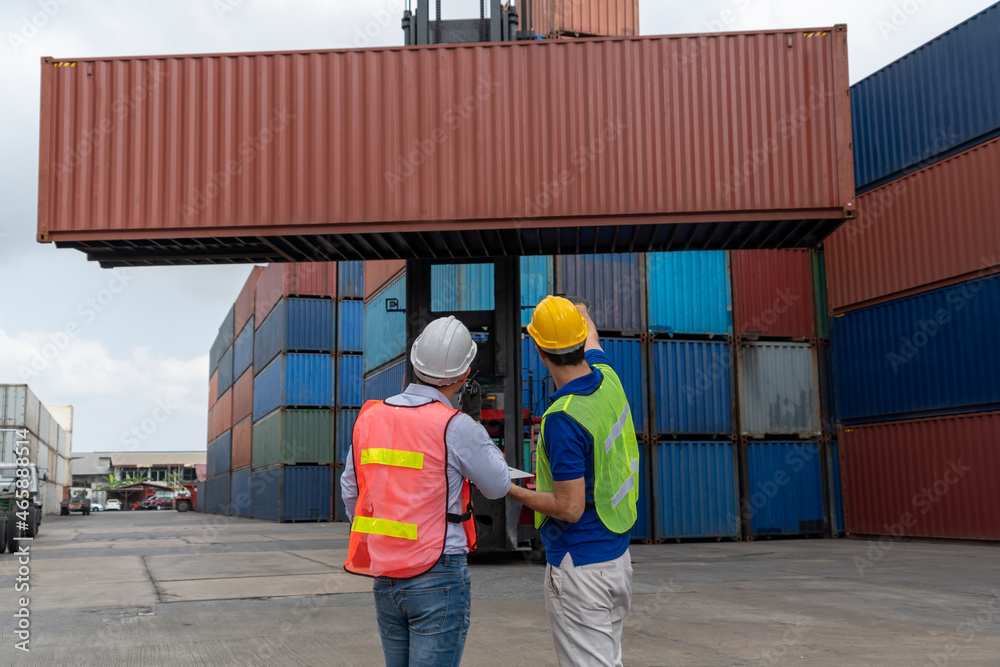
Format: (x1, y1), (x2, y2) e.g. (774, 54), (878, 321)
(252, 409), (335, 469)
(813, 250), (830, 339)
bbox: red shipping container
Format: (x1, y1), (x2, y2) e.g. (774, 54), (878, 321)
(731, 250), (816, 339)
(364, 260), (406, 302)
(37, 31), (854, 265)
(232, 369), (253, 424)
(839, 412), (1000, 541)
(208, 389), (232, 442)
(231, 417), (252, 471)
(234, 266), (264, 334)
(208, 370), (218, 410)
(254, 262), (337, 326)
(521, 0), (638, 37)
(825, 136), (1000, 313)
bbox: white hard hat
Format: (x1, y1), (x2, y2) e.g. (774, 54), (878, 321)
(410, 316), (478, 387)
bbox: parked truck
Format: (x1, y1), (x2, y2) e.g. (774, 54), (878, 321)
(0, 461), (47, 553)
(173, 483), (197, 512)
(61, 487), (92, 516)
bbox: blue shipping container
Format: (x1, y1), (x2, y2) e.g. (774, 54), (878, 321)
(653, 341), (733, 435)
(217, 347), (234, 398)
(253, 353), (335, 421)
(646, 251), (732, 335)
(335, 465), (349, 522)
(254, 298), (335, 371)
(558, 254), (644, 333)
(338, 354), (364, 408)
(629, 445), (652, 543)
(364, 357), (408, 402)
(828, 441), (844, 535)
(338, 262), (365, 298)
(746, 441), (825, 537)
(215, 430), (232, 476)
(205, 439), (217, 478)
(851, 3), (1000, 190)
(521, 256), (554, 326)
(653, 441), (740, 541)
(432, 264), (495, 312)
(195, 481), (205, 512)
(601, 338), (647, 434)
(521, 337), (553, 417)
(250, 465), (333, 522)
(338, 299), (364, 353)
(336, 408), (358, 464)
(364, 273), (407, 373)
(218, 306), (235, 351)
(231, 467), (251, 517)
(207, 473), (231, 515)
(234, 317), (254, 380)
(832, 274), (1000, 423)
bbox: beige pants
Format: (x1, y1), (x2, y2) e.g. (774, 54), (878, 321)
(544, 549), (633, 667)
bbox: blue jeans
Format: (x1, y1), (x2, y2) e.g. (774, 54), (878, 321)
(372, 554), (472, 667)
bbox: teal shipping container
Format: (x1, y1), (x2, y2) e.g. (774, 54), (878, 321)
(364, 274), (407, 373)
(646, 251), (732, 336)
(431, 263), (495, 312)
(521, 256), (554, 326)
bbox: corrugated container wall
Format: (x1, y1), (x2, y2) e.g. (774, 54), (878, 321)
(336, 409), (358, 464)
(812, 250), (830, 338)
(217, 348), (234, 397)
(731, 250), (815, 339)
(745, 441), (825, 537)
(432, 264), (495, 312)
(255, 263), (337, 326)
(629, 445), (651, 543)
(646, 251), (732, 336)
(558, 254), (644, 333)
(521, 256), (554, 327)
(364, 260), (406, 301)
(521, 0), (639, 37)
(230, 467), (251, 517)
(522, 338), (553, 417)
(251, 465), (333, 522)
(739, 342), (821, 437)
(338, 355), (364, 408)
(254, 298), (336, 371)
(839, 412), (1000, 541)
(832, 274), (1000, 424)
(337, 300), (364, 353)
(208, 371), (218, 410)
(338, 262), (364, 299)
(653, 441), (740, 541)
(825, 136), (1000, 313)
(232, 370), (253, 425)
(850, 2), (1000, 190)
(233, 318), (254, 380)
(253, 353), (335, 421)
(231, 417), (252, 471)
(234, 266), (264, 334)
(206, 473), (231, 515)
(208, 389), (232, 442)
(38, 32), (854, 262)
(652, 341), (732, 435)
(827, 441), (845, 535)
(600, 338), (646, 434)
(363, 357), (408, 402)
(364, 274), (407, 373)
(252, 409), (334, 468)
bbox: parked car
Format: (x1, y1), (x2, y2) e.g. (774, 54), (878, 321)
(105, 499), (122, 511)
(142, 496), (174, 510)
(90, 503), (103, 512)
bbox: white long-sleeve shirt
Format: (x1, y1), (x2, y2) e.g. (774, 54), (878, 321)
(340, 383), (511, 554)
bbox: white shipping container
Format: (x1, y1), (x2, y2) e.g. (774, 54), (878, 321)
(38, 406), (51, 447)
(1, 385), (42, 433)
(738, 342), (822, 438)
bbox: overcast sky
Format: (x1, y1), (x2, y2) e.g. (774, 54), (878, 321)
(0, 0), (993, 454)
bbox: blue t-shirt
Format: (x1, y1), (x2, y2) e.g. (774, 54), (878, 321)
(538, 349), (631, 567)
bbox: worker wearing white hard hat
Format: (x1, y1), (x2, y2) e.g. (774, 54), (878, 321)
(342, 316), (511, 666)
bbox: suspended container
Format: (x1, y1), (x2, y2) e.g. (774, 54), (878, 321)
(337, 299), (364, 353)
(521, 256), (554, 326)
(254, 297), (335, 371)
(255, 262), (338, 326)
(232, 369), (253, 425)
(217, 347), (234, 397)
(738, 342), (821, 438)
(628, 444), (652, 543)
(338, 262), (365, 299)
(839, 412), (1000, 541)
(251, 408), (335, 469)
(364, 357), (408, 402)
(253, 353), (335, 421)
(832, 273), (1000, 424)
(233, 266), (264, 335)
(364, 259), (406, 301)
(652, 340), (733, 435)
(230, 467), (251, 517)
(233, 318), (254, 380)
(652, 440), (740, 541)
(558, 254), (644, 333)
(231, 416), (252, 471)
(520, 0), (639, 37)
(250, 465), (333, 522)
(336, 408), (359, 464)
(431, 264), (495, 312)
(337, 354), (364, 408)
(745, 441), (825, 537)
(646, 251), (732, 336)
(730, 250), (816, 339)
(364, 273), (406, 373)
(600, 337), (647, 434)
(851, 2), (1000, 191)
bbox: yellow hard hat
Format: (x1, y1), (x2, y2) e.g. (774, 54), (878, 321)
(527, 296), (589, 353)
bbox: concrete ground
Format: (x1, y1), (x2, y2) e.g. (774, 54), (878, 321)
(1, 511), (998, 666)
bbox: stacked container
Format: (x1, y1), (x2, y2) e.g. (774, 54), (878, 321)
(824, 2), (1000, 541)
(333, 262), (366, 496)
(0, 386), (73, 515)
(205, 304), (236, 515)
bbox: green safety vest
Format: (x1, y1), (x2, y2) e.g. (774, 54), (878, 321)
(535, 363), (640, 534)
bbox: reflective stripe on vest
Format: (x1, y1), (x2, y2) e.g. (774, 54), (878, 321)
(535, 363), (640, 535)
(344, 399), (478, 579)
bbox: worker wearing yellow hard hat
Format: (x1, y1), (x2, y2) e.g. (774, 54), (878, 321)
(509, 295), (640, 667)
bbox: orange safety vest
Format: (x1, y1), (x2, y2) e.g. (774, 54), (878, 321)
(344, 399), (478, 579)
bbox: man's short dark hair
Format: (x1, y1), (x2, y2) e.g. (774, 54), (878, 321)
(539, 346), (587, 367)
